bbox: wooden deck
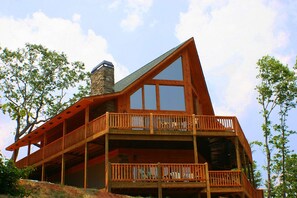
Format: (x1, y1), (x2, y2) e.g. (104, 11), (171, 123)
(110, 163), (263, 198)
(16, 112), (252, 168)
(13, 112), (263, 198)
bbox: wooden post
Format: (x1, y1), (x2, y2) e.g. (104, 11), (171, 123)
(62, 120), (66, 150)
(243, 149), (248, 177)
(192, 114), (196, 135)
(157, 162), (162, 198)
(108, 162), (112, 192)
(240, 171), (245, 198)
(61, 154), (65, 185)
(43, 133), (46, 160)
(235, 138), (242, 170)
(84, 106), (89, 189)
(193, 136), (198, 163)
(84, 143), (88, 189)
(205, 163), (211, 198)
(85, 106), (89, 138)
(27, 141), (31, 166)
(105, 134), (109, 192)
(106, 112), (110, 132)
(61, 119), (66, 185)
(150, 113), (154, 134)
(41, 163), (45, 181)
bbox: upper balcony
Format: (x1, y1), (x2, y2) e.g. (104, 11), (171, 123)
(15, 112), (252, 168)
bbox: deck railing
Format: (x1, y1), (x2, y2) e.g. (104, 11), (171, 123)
(88, 114), (106, 137)
(209, 170), (241, 187)
(108, 113), (251, 161)
(111, 163), (207, 182)
(15, 113), (252, 167)
(242, 171), (257, 198)
(65, 125), (85, 148)
(44, 138), (62, 158)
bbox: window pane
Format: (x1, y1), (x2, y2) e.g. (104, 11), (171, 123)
(130, 88), (142, 109)
(159, 86), (185, 111)
(154, 57), (183, 80)
(144, 85), (156, 110)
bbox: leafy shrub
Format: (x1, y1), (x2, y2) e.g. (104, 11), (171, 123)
(0, 153), (33, 196)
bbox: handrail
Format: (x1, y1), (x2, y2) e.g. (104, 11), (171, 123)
(64, 125), (85, 148)
(209, 170), (241, 187)
(109, 113), (151, 130)
(242, 172), (256, 198)
(88, 114), (106, 137)
(44, 138), (62, 158)
(15, 113), (253, 169)
(233, 117), (252, 162)
(111, 163), (207, 182)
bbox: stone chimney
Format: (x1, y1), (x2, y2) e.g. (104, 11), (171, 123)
(91, 60), (114, 96)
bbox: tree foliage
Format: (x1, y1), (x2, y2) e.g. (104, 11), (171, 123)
(256, 55), (297, 198)
(0, 44), (90, 160)
(0, 153), (32, 196)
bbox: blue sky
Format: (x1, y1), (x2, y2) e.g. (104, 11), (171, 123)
(0, 0), (297, 177)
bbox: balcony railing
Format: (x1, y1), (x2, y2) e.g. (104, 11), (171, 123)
(111, 163), (207, 182)
(209, 170), (241, 187)
(110, 163), (263, 198)
(15, 113), (252, 168)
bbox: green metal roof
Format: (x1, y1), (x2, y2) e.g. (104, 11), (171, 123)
(114, 42), (185, 92)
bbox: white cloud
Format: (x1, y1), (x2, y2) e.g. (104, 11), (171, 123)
(120, 13), (143, 31)
(0, 114), (15, 159)
(108, 0), (122, 10)
(0, 11), (131, 156)
(119, 0), (153, 31)
(0, 11), (130, 76)
(72, 13), (81, 23)
(175, 0), (285, 116)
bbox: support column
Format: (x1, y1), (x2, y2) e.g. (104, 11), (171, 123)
(105, 134), (110, 192)
(157, 162), (162, 198)
(243, 149), (248, 177)
(61, 119), (66, 185)
(193, 136), (198, 163)
(84, 106), (89, 189)
(84, 143), (88, 189)
(27, 141), (31, 166)
(205, 163), (211, 198)
(61, 154), (65, 185)
(235, 138), (242, 170)
(150, 113), (154, 134)
(41, 163), (45, 181)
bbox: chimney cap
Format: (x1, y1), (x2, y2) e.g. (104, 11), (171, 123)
(91, 60), (114, 74)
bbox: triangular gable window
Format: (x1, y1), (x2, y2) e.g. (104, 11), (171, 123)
(153, 57), (183, 80)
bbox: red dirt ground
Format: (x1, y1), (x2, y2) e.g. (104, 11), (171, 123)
(18, 179), (130, 198)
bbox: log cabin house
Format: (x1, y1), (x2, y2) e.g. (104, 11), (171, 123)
(6, 38), (263, 198)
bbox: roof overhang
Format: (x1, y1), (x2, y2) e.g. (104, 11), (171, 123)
(6, 93), (120, 151)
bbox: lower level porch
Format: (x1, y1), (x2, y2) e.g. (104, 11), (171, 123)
(109, 163), (263, 198)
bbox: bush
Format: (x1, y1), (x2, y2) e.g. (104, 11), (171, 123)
(0, 153), (32, 196)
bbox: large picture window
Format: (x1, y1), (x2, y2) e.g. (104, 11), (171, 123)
(130, 88), (142, 109)
(144, 85), (157, 110)
(129, 56), (186, 112)
(159, 86), (185, 111)
(154, 57), (183, 80)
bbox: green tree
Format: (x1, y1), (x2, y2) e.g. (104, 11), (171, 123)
(256, 55), (297, 198)
(0, 153), (32, 196)
(0, 44), (90, 161)
(253, 160), (262, 189)
(285, 154), (297, 197)
(271, 58), (297, 198)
